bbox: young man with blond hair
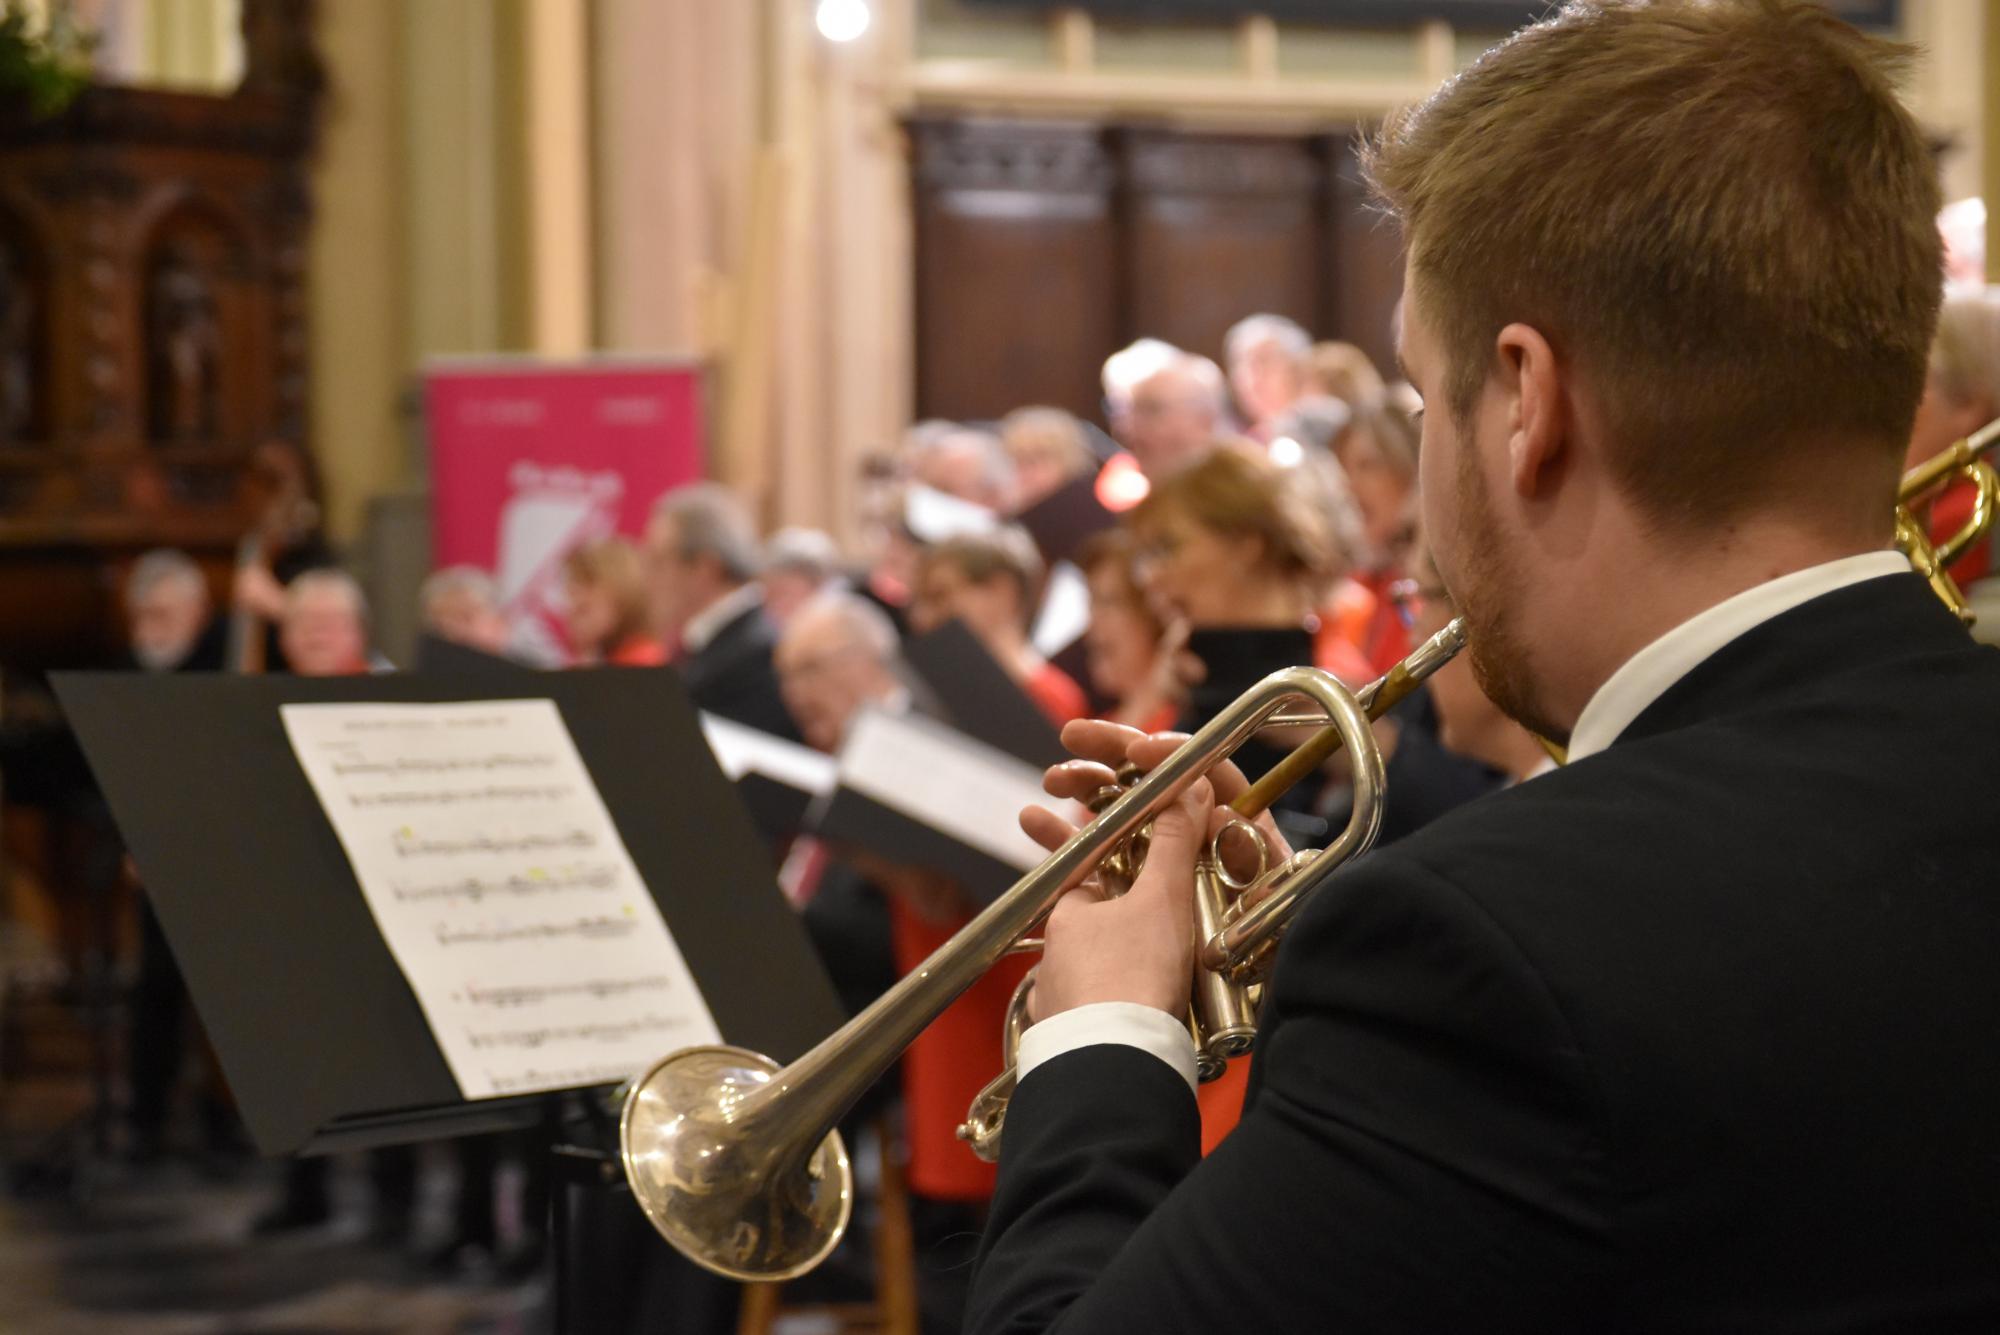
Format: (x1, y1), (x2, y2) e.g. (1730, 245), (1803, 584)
(967, 3), (2000, 1331)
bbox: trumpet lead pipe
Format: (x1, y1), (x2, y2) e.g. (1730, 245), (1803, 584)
(1229, 617), (1468, 820)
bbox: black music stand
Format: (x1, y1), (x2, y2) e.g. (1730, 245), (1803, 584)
(54, 666), (843, 1327)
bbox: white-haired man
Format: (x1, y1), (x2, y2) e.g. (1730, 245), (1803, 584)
(1120, 353), (1227, 482)
(1224, 311), (1312, 438)
(646, 482), (799, 739)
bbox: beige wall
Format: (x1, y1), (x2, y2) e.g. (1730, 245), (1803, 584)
(305, 0), (1997, 550)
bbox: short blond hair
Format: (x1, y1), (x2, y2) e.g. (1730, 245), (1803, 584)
(1366, 0), (1942, 528)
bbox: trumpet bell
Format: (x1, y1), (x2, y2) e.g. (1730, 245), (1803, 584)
(619, 1044), (853, 1282)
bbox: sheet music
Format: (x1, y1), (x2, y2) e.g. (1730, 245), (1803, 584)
(837, 707), (1051, 870)
(700, 712), (838, 795)
(281, 699), (720, 1099)
(1031, 559), (1093, 657)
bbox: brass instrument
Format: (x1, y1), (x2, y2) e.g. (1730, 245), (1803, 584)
(616, 422), (2000, 1287)
(619, 619), (1469, 1282)
(1894, 417), (2000, 621)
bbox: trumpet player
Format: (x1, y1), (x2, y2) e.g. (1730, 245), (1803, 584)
(966, 3), (2000, 1332)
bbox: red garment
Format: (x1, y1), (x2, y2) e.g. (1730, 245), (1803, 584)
(1197, 1059), (1251, 1155)
(1930, 476), (1993, 587)
(1025, 661), (1089, 726)
(892, 901), (1035, 1200)
(608, 635), (667, 667)
(1353, 567), (1413, 675)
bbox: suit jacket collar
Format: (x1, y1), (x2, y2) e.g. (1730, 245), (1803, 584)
(682, 583), (766, 655)
(1609, 570), (1975, 752)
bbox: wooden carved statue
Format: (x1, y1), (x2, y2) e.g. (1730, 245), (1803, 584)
(148, 243), (221, 442)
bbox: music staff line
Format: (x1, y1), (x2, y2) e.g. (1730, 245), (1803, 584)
(391, 864), (620, 904)
(434, 914), (639, 948)
(330, 753), (559, 777)
(392, 829), (597, 859)
(466, 1012), (687, 1052)
(349, 784), (575, 809)
(462, 974), (674, 1008)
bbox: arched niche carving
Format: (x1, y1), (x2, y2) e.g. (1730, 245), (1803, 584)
(141, 202), (251, 445)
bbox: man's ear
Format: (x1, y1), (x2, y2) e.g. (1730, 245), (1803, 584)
(1495, 323), (1566, 499)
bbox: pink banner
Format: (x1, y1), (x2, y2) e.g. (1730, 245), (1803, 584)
(427, 359), (706, 663)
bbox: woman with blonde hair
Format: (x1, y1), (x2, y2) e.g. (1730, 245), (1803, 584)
(562, 537), (664, 666)
(1330, 399), (1423, 672)
(1128, 444), (1369, 784)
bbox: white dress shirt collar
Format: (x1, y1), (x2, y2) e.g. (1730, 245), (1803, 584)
(1565, 551), (1908, 763)
(681, 582), (766, 655)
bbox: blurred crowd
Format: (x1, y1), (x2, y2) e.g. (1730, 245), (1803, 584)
(18, 288), (2000, 1331)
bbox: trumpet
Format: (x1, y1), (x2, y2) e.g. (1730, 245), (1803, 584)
(619, 618), (1469, 1282)
(1895, 417), (2000, 621)
(617, 420), (2000, 1287)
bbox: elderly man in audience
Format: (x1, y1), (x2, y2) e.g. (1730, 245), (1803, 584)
(259, 569), (418, 1239)
(1119, 352), (1228, 483)
(774, 588), (1027, 1333)
(760, 527), (845, 630)
(999, 406), (1097, 511)
(418, 565), (510, 656)
(121, 551), (234, 1165)
(1225, 312), (1313, 439)
(910, 424), (1017, 513)
(277, 569), (375, 677)
(909, 527), (1088, 725)
(645, 482), (799, 739)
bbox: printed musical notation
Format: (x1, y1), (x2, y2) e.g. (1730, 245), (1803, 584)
(465, 1011), (686, 1051)
(463, 973), (672, 1007)
(394, 864), (619, 905)
(281, 699), (720, 1100)
(392, 828), (597, 858)
(434, 913), (637, 948)
(348, 783), (576, 809)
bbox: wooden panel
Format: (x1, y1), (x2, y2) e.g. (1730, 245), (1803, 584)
(1323, 132), (1405, 379)
(1120, 130), (1324, 366)
(911, 119), (1119, 422)
(908, 115), (1410, 427)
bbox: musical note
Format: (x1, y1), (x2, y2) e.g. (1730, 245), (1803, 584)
(392, 863), (619, 904)
(434, 914), (638, 948)
(280, 699), (720, 1100)
(462, 974), (674, 1007)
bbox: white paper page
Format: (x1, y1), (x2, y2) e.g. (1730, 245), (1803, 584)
(699, 712), (838, 796)
(837, 708), (1050, 870)
(904, 483), (999, 544)
(1031, 559), (1093, 657)
(280, 699), (720, 1099)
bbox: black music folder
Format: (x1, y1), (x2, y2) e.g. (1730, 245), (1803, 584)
(1013, 468), (1116, 567)
(902, 619), (1068, 769)
(53, 667), (842, 1157)
(809, 705), (1051, 905)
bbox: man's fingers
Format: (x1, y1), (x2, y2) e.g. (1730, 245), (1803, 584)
(1126, 777), (1210, 917)
(1042, 759), (1120, 802)
(1058, 718), (1150, 769)
(1020, 804), (1081, 853)
(1124, 731), (1193, 773)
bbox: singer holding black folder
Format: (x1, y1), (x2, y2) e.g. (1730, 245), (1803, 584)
(966, 4), (2000, 1332)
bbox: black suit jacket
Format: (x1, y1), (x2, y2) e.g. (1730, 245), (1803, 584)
(968, 572), (2000, 1334)
(679, 600), (801, 742)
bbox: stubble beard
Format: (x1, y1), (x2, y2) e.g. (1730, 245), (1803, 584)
(1451, 432), (1568, 747)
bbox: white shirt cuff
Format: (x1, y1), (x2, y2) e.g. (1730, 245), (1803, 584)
(1015, 1001), (1199, 1096)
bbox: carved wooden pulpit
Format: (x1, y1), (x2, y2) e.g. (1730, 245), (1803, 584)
(0, 0), (320, 669)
